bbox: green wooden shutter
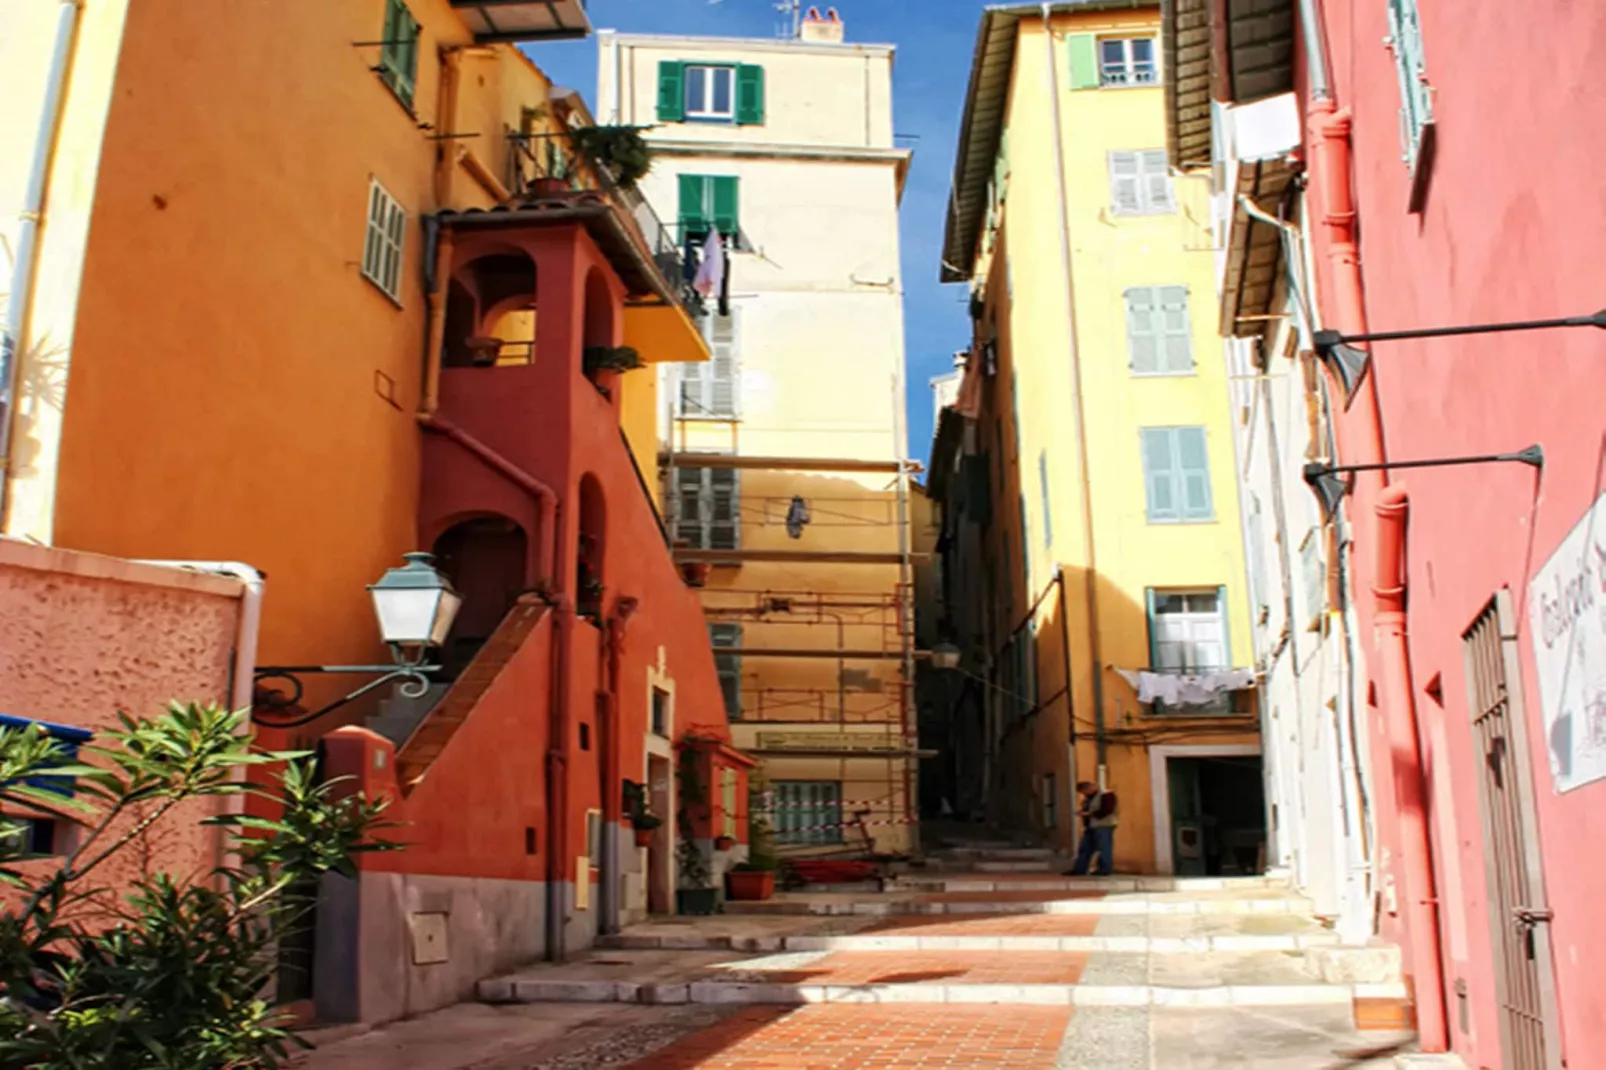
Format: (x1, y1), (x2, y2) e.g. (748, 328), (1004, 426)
(1038, 450), (1053, 547)
(735, 64), (765, 124)
(678, 173), (709, 236)
(1176, 427), (1214, 520)
(1141, 428), (1179, 521)
(1067, 34), (1100, 90)
(1158, 286), (1193, 372)
(1145, 588), (1160, 668)
(657, 61), (686, 122)
(711, 176), (740, 236)
(1125, 287), (1159, 373)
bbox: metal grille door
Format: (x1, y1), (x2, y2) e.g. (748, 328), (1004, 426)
(1462, 592), (1561, 1070)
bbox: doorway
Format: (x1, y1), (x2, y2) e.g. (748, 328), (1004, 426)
(646, 753), (673, 915)
(1150, 745), (1266, 875)
(1463, 592), (1561, 1070)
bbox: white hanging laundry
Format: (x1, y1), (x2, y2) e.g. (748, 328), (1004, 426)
(692, 230), (725, 298)
(1114, 667), (1257, 706)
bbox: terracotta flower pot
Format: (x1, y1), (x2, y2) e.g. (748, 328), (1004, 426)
(714, 835), (735, 851)
(634, 827), (656, 848)
(725, 869), (775, 901)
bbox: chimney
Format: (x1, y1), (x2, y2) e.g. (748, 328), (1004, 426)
(800, 6), (844, 43)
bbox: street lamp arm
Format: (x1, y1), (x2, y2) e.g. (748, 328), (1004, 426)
(1314, 308), (1606, 349)
(1301, 445), (1543, 521)
(252, 663), (440, 728)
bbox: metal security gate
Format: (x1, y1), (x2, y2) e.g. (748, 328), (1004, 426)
(1462, 592), (1561, 1070)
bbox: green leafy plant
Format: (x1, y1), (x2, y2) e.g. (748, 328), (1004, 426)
(582, 345), (642, 375)
(674, 745), (711, 890)
(0, 702), (399, 1069)
(569, 125), (653, 188)
(734, 780), (779, 873)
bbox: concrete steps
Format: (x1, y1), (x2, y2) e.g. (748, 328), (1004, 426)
(475, 865), (1410, 1032)
(723, 892), (1318, 916)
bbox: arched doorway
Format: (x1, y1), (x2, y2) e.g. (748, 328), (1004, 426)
(432, 514), (530, 679)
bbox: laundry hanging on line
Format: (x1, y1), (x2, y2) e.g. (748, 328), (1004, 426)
(1112, 667), (1257, 706)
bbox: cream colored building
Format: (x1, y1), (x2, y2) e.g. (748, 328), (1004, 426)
(597, 12), (919, 853)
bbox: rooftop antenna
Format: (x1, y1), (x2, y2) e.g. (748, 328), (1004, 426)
(776, 0), (801, 38)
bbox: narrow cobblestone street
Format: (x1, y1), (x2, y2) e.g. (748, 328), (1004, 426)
(298, 845), (1426, 1069)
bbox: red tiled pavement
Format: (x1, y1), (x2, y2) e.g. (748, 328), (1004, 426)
(861, 913), (1101, 936)
(915, 889), (1106, 904)
(624, 1004), (1073, 1068)
(746, 950), (1090, 986)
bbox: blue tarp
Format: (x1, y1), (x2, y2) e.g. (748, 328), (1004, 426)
(0, 713), (93, 798)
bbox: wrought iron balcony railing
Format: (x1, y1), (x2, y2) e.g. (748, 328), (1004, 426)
(506, 131), (704, 320)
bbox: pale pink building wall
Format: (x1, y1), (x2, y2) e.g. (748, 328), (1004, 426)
(0, 539), (248, 893)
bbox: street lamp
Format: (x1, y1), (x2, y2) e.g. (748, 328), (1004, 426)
(1313, 309), (1606, 407)
(254, 552), (461, 727)
(369, 551), (463, 650)
(1301, 446), (1544, 522)
(927, 642), (962, 670)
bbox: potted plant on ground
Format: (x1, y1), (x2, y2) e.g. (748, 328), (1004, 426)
(714, 833), (735, 852)
(726, 790), (779, 902)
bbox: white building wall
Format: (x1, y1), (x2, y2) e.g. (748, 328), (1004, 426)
(1215, 99), (1376, 943)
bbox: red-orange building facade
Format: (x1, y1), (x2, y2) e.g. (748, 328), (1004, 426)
(0, 0), (745, 1026)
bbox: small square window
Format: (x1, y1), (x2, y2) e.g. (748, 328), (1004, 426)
(685, 65), (736, 121)
(1099, 38), (1158, 86)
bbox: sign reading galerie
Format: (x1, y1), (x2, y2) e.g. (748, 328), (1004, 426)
(1529, 490), (1606, 792)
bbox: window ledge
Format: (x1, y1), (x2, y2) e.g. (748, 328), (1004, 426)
(1130, 370), (1198, 379)
(361, 273), (405, 310)
(1145, 517), (1218, 526)
(1109, 208), (1177, 218)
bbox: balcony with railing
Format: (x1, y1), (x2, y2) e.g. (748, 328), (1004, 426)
(436, 128), (709, 369)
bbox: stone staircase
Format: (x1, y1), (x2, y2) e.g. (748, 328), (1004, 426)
(476, 859), (1417, 1059)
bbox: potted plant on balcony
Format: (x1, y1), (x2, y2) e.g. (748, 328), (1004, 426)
(726, 803), (778, 902)
(681, 561), (711, 589)
(570, 124), (653, 188)
(582, 345), (642, 375)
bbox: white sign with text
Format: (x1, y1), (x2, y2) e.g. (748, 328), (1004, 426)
(1529, 490), (1606, 793)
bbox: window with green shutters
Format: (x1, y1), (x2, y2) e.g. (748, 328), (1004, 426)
(1140, 427), (1214, 522)
(1385, 0), (1435, 204)
(657, 61), (766, 125)
(709, 623), (743, 719)
(378, 0), (421, 108)
(1125, 286), (1193, 374)
(773, 781), (841, 846)
(677, 174), (740, 239)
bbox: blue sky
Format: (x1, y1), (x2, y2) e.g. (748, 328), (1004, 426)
(530, 0), (990, 462)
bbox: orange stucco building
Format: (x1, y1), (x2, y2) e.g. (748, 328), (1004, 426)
(1, 0), (743, 1026)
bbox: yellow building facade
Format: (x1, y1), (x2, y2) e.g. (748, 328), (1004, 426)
(599, 16), (920, 854)
(939, 2), (1261, 874)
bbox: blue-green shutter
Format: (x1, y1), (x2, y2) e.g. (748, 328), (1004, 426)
(735, 64), (765, 125)
(711, 176), (740, 236)
(1067, 34), (1100, 90)
(1038, 450), (1053, 547)
(1145, 589), (1160, 668)
(678, 173), (709, 236)
(381, 0), (419, 107)
(1176, 427), (1213, 520)
(658, 61), (686, 122)
(1141, 428), (1180, 521)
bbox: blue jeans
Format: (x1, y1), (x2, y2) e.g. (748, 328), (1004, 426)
(1070, 825), (1114, 875)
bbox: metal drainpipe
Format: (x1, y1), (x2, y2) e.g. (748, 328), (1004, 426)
(1, 0), (80, 528)
(1041, 3), (1107, 774)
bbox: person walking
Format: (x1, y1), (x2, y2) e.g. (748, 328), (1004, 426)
(1065, 780), (1118, 876)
